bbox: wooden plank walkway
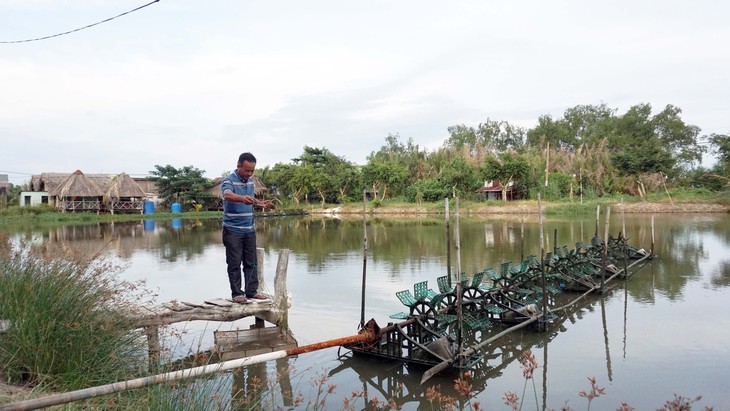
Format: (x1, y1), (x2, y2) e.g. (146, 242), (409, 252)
(130, 248), (290, 329)
(126, 248), (291, 364)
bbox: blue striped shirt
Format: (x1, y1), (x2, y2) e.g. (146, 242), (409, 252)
(221, 170), (255, 234)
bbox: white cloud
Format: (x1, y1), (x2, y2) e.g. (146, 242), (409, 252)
(1, 0), (729, 184)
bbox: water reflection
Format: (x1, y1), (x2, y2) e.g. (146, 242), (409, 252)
(3, 213), (730, 408)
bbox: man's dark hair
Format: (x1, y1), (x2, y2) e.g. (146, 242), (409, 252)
(238, 152), (257, 165)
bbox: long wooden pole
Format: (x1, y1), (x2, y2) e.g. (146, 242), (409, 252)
(544, 141), (550, 188)
(601, 206), (611, 292)
(621, 198), (628, 278)
(360, 190), (368, 328)
(651, 215), (655, 257)
(454, 196), (463, 364)
(445, 198), (451, 284)
(520, 216), (524, 262)
(1, 319), (415, 411)
(538, 194), (548, 321)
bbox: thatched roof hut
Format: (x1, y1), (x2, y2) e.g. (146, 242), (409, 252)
(49, 170), (104, 198)
(33, 172), (114, 194)
(103, 172), (147, 202)
(32, 173), (70, 193)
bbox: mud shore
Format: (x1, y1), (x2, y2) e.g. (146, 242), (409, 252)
(308, 201), (730, 215)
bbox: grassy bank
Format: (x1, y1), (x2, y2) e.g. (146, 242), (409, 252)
(0, 246), (148, 391)
(1, 189), (728, 225)
(309, 189), (730, 216)
(0, 245), (233, 408)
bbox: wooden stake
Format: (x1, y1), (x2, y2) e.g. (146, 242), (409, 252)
(454, 196), (463, 364)
(445, 198), (451, 284)
(360, 190), (367, 328)
(545, 141), (550, 188)
(651, 215), (655, 257)
(601, 206), (611, 291)
(538, 194), (548, 321)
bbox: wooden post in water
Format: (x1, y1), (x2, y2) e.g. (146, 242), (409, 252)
(145, 326), (160, 369)
(360, 190), (368, 329)
(520, 216), (525, 262)
(255, 248), (266, 328)
(445, 198), (451, 285)
(621, 198), (628, 278)
(595, 205), (600, 237)
(271, 249), (290, 329)
(538, 194), (548, 319)
(601, 206), (611, 292)
(454, 196), (463, 364)
(651, 215), (655, 257)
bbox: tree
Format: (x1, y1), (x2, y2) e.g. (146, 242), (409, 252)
(651, 104), (704, 171)
(526, 104), (617, 150)
(266, 146), (360, 206)
(481, 153), (530, 201)
(438, 157), (481, 198)
(147, 165), (212, 207)
(361, 160), (409, 201)
(446, 120), (526, 158)
(610, 104), (677, 176)
(708, 133), (730, 171)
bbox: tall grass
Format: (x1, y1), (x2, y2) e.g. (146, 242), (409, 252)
(0, 245), (149, 391)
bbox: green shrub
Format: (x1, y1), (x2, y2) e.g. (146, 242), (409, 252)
(0, 246), (148, 390)
(405, 178), (449, 202)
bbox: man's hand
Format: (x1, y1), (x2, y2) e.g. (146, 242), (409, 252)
(241, 195), (256, 205)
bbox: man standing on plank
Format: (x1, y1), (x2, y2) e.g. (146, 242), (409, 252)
(221, 152), (274, 304)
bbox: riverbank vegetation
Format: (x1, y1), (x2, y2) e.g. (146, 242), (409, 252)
(0, 245), (143, 404)
(0, 244), (231, 408)
(257, 103), (730, 210)
(4, 104), (729, 216)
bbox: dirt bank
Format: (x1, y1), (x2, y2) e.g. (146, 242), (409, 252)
(308, 201), (730, 215)
(0, 381), (29, 403)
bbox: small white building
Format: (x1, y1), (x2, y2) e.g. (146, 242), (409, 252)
(19, 191), (49, 207)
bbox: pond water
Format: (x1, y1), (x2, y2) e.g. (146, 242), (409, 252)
(3, 211), (730, 410)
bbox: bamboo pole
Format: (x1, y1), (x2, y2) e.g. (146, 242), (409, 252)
(651, 215), (655, 257)
(621, 198), (628, 278)
(539, 194), (548, 321)
(360, 190), (367, 328)
(454, 196), (463, 364)
(601, 206), (611, 292)
(445, 198), (451, 284)
(520, 216), (524, 262)
(544, 141), (550, 188)
(1, 319), (414, 411)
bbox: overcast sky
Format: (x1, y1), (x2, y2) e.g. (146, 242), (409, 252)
(1, 0), (728, 185)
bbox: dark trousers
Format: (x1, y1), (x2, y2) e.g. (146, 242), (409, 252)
(222, 227), (258, 298)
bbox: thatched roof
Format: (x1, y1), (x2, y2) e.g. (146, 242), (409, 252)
(104, 172), (147, 201)
(49, 170), (104, 197)
(33, 172), (113, 193)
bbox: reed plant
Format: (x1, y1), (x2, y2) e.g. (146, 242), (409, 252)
(0, 244), (149, 391)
